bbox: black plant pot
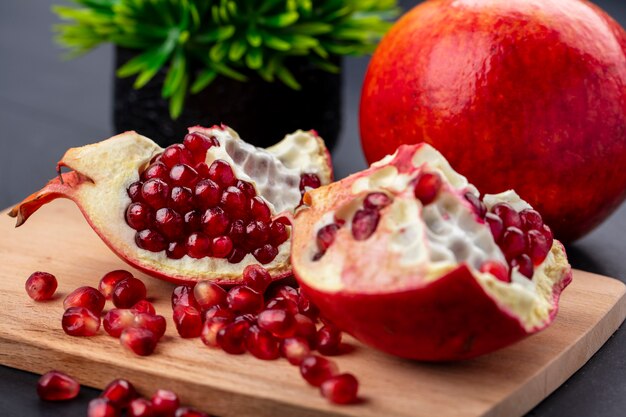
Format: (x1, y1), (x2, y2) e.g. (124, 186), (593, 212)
(113, 47), (342, 149)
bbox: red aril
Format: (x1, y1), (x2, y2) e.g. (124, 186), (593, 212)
(171, 285), (198, 309)
(88, 398), (120, 417)
(134, 313), (167, 339)
(217, 320), (250, 354)
(131, 299), (156, 315)
(151, 389), (180, 416)
(193, 281), (227, 311)
(64, 286), (106, 315)
(281, 337), (311, 365)
(270, 285), (299, 304)
(112, 277), (147, 308)
(103, 308), (135, 338)
(99, 270), (133, 299)
(265, 297), (299, 315)
(293, 314), (317, 344)
(413, 171), (442, 205)
(226, 286), (263, 314)
(201, 320), (229, 347)
(257, 309), (297, 338)
(25, 271), (57, 301)
(173, 305), (203, 338)
(101, 379), (136, 408)
(120, 328), (158, 356)
(242, 264), (272, 293)
(37, 370), (79, 401)
(299, 355), (339, 387)
(246, 325), (280, 360)
(316, 325), (342, 355)
(62, 307), (100, 336)
(175, 407), (209, 417)
(128, 398), (154, 417)
(320, 373), (359, 404)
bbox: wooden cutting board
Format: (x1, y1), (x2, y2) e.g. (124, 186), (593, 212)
(0, 200), (624, 417)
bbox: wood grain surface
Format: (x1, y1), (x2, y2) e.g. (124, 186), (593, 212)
(0, 200), (624, 417)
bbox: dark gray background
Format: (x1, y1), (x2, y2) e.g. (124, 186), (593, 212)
(1, 0), (625, 416)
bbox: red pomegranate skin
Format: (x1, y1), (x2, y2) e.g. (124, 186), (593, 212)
(360, 0), (626, 242)
(299, 262), (571, 361)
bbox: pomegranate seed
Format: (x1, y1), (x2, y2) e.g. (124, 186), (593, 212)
(541, 224), (554, 250)
(37, 370), (79, 401)
(217, 320), (250, 354)
(480, 261), (510, 283)
(208, 159), (236, 187)
(132, 300), (155, 315)
(120, 327), (158, 356)
(173, 305), (203, 338)
(169, 186), (194, 214)
(175, 407), (209, 417)
(227, 286), (264, 314)
(246, 325), (280, 360)
(271, 285), (299, 304)
(129, 398), (154, 417)
(294, 313), (318, 344)
(464, 192), (487, 218)
(135, 229), (167, 252)
(258, 309), (297, 338)
(141, 179), (170, 209)
(128, 181), (144, 202)
(172, 285), (199, 309)
(103, 308), (135, 337)
(300, 355), (339, 387)
(242, 264), (272, 293)
(194, 179), (221, 209)
(253, 244), (278, 264)
(320, 373), (359, 404)
(227, 218), (246, 244)
(99, 270), (133, 300)
(195, 162), (210, 178)
(512, 254), (535, 278)
(485, 213), (504, 242)
(212, 235), (233, 258)
(167, 241), (187, 259)
(184, 132), (212, 158)
(154, 208), (184, 240)
(317, 223), (339, 252)
(62, 307), (100, 336)
(527, 229), (551, 264)
(236, 180), (256, 198)
(297, 293), (320, 320)
(184, 210), (202, 233)
(246, 220), (269, 247)
(101, 379), (136, 408)
(151, 389), (180, 416)
(186, 232), (212, 258)
(170, 164), (198, 187)
(64, 286), (106, 315)
(134, 313), (167, 339)
(193, 281), (227, 311)
(300, 173), (321, 191)
(316, 325), (342, 355)
(112, 277), (147, 308)
(221, 186), (248, 218)
(363, 192), (392, 210)
(88, 398), (120, 417)
(201, 207), (230, 237)
(492, 203), (522, 228)
(269, 221), (290, 246)
(250, 197), (271, 222)
(235, 313), (257, 324)
(204, 305), (235, 323)
(500, 227), (526, 260)
(201, 320), (229, 347)
(142, 162), (169, 181)
(160, 144), (193, 168)
(228, 248), (247, 264)
(126, 203), (153, 231)
(25, 271), (57, 301)
(413, 171), (442, 205)
(281, 337), (312, 365)
(351, 209), (379, 241)
(520, 209), (544, 231)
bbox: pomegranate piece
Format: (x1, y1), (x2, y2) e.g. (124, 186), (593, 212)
(135, 229), (167, 252)
(155, 208), (184, 240)
(99, 270), (133, 299)
(175, 407), (209, 417)
(132, 299), (156, 315)
(316, 325), (342, 355)
(170, 186), (194, 213)
(37, 370), (79, 401)
(112, 277), (147, 308)
(62, 307), (100, 336)
(193, 281), (227, 311)
(292, 144), (572, 361)
(88, 398), (121, 417)
(129, 398), (155, 417)
(281, 337), (311, 365)
(299, 355), (339, 387)
(173, 305), (203, 338)
(151, 389), (180, 416)
(126, 203), (153, 231)
(101, 378), (136, 408)
(64, 286), (106, 315)
(217, 320), (250, 354)
(103, 308), (135, 337)
(208, 159), (236, 187)
(226, 286), (264, 314)
(257, 309), (297, 338)
(134, 313), (167, 339)
(246, 325), (280, 360)
(142, 179), (170, 209)
(242, 264), (272, 293)
(25, 271), (57, 301)
(320, 373), (359, 404)
(212, 236), (233, 258)
(252, 244), (279, 264)
(250, 196), (271, 222)
(120, 327), (158, 356)
(172, 285), (198, 309)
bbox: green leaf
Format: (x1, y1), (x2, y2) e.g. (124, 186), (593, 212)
(246, 48), (263, 70)
(228, 38), (248, 61)
(191, 69), (217, 94)
(246, 27), (262, 48)
(276, 65), (301, 90)
(169, 72), (188, 119)
(259, 12), (299, 28)
(194, 26), (235, 43)
(162, 48), (186, 98)
(210, 41), (229, 61)
(289, 22), (333, 35)
(261, 32), (291, 51)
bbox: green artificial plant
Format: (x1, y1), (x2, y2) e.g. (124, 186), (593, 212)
(53, 0), (399, 118)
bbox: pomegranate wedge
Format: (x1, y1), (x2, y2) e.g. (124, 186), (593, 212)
(292, 144), (572, 361)
(10, 126), (332, 284)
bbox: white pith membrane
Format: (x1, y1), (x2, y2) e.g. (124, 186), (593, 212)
(59, 126), (331, 281)
(296, 145), (570, 331)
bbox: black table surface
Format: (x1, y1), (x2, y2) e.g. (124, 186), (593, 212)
(1, 1), (626, 416)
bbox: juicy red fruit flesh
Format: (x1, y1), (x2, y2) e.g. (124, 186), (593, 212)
(101, 379), (136, 408)
(64, 286), (106, 315)
(151, 389), (180, 416)
(88, 398), (120, 417)
(62, 307), (100, 336)
(37, 370), (80, 401)
(173, 305), (203, 338)
(25, 271), (57, 301)
(120, 327), (158, 356)
(99, 270), (133, 299)
(300, 355), (339, 387)
(320, 373), (359, 404)
(112, 277), (147, 308)
(128, 398), (154, 417)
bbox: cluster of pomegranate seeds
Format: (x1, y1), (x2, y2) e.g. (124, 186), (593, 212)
(124, 131), (309, 265)
(169, 264), (358, 404)
(313, 191), (392, 260)
(37, 370), (80, 401)
(464, 194), (554, 281)
(25, 271), (58, 301)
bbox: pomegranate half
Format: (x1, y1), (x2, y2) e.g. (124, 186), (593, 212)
(10, 126), (332, 284)
(292, 144), (572, 361)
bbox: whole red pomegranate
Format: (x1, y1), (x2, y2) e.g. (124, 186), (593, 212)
(360, 0), (626, 242)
